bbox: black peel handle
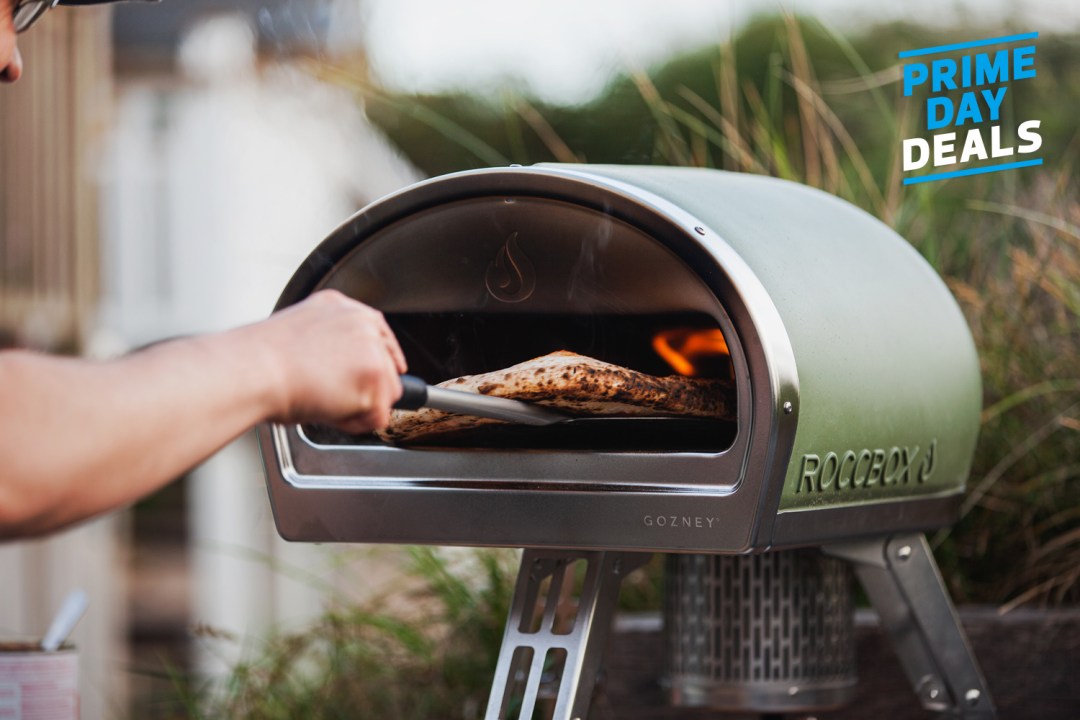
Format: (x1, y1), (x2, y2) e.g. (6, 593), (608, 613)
(392, 374), (570, 425)
(394, 374), (429, 410)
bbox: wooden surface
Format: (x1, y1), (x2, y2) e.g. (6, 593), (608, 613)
(593, 609), (1080, 719)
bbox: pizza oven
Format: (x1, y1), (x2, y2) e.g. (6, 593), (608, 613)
(258, 165), (996, 719)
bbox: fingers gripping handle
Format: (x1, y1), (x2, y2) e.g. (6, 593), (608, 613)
(394, 374), (429, 410)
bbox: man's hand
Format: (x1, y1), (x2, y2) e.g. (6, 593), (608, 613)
(252, 290), (407, 434)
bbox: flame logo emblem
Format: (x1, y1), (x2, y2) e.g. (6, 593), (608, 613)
(485, 232), (536, 303)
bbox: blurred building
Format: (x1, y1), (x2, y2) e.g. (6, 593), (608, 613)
(1, 1), (419, 717)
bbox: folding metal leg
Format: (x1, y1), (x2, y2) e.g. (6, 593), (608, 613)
(825, 533), (997, 719)
(485, 549), (650, 720)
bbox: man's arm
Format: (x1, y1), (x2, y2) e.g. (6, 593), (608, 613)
(0, 290), (405, 538)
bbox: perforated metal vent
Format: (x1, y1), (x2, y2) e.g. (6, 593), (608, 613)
(664, 550), (857, 712)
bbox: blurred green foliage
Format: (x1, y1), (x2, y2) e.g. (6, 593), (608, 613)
(198, 548), (515, 719)
(358, 19), (1077, 216)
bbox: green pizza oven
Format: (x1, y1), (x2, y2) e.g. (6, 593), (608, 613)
(259, 164), (981, 552)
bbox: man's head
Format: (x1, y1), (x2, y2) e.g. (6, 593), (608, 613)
(1, 0), (23, 82)
(2, 1), (159, 82)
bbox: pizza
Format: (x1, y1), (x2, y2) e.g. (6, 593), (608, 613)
(377, 350), (734, 444)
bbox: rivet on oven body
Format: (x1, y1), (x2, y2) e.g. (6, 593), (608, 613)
(897, 544), (913, 561)
(693, 226), (706, 235)
(966, 689), (982, 706)
(915, 674), (945, 705)
(783, 401), (793, 414)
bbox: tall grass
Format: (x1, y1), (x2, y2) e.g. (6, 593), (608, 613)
(943, 181), (1080, 607)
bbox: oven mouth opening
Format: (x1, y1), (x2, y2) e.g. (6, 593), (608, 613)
(302, 310), (738, 453)
(387, 311), (733, 385)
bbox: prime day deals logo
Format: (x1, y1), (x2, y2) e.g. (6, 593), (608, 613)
(901, 32), (1042, 185)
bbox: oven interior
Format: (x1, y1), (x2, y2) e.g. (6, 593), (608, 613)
(300, 195), (742, 454)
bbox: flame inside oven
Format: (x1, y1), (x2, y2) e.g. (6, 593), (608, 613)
(653, 328), (731, 377)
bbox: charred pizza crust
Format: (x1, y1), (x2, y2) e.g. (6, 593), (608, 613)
(377, 350), (734, 444)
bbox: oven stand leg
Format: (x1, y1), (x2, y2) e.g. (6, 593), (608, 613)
(824, 533), (996, 719)
(484, 549), (651, 720)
